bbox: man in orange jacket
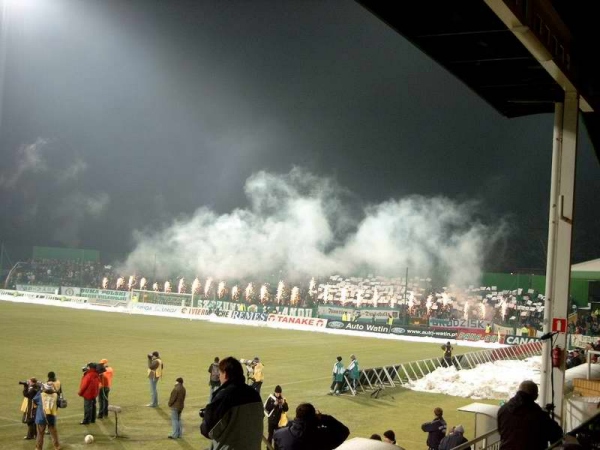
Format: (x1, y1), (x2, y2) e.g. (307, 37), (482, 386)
(78, 363), (100, 425)
(97, 359), (114, 419)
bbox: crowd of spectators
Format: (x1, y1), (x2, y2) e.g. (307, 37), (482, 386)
(4, 258), (587, 335)
(9, 259), (111, 289)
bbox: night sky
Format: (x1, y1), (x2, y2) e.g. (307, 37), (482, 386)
(0, 0), (598, 283)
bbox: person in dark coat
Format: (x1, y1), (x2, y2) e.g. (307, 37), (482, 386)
(439, 425), (468, 450)
(200, 356), (264, 450)
(21, 378), (40, 440)
(273, 402), (350, 450)
(497, 380), (563, 450)
(264, 385), (289, 445)
(168, 377), (186, 439)
(421, 407), (447, 450)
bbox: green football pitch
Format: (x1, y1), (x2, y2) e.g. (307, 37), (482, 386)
(0, 301), (495, 450)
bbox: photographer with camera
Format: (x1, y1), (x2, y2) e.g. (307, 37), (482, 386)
(147, 351), (163, 407)
(20, 378), (40, 440)
(200, 356), (263, 449)
(264, 385), (289, 446)
(78, 363), (100, 425)
(273, 402), (350, 450)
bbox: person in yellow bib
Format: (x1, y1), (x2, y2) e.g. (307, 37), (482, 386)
(147, 351), (163, 407)
(34, 382), (60, 450)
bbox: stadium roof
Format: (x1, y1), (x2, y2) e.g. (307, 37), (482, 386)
(571, 258), (600, 273)
(357, 0), (600, 163)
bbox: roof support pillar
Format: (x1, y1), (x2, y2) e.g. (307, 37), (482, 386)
(540, 91), (579, 426)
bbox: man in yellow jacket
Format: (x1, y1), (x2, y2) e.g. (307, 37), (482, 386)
(250, 357), (264, 394)
(147, 351), (163, 407)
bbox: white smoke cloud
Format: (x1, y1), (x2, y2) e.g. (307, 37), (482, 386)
(0, 138), (48, 188)
(52, 192), (110, 245)
(122, 168), (505, 286)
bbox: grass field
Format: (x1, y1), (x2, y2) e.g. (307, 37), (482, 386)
(0, 301), (496, 450)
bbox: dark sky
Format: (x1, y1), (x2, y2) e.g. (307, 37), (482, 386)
(0, 0), (598, 280)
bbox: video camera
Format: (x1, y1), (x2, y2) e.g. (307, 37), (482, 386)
(18, 381), (28, 386)
(82, 362), (107, 375)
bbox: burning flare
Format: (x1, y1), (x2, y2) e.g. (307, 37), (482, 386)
(291, 286), (300, 306)
(218, 281), (226, 299)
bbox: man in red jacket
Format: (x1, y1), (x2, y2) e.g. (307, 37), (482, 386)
(78, 363), (100, 425)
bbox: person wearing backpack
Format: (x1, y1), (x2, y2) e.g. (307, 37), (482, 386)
(208, 357), (220, 400)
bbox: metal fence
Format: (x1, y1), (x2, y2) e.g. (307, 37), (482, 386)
(348, 341), (543, 395)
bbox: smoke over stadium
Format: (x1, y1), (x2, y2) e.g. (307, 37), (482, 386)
(121, 168), (506, 286)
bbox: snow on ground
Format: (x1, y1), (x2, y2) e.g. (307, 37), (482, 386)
(408, 356), (542, 400)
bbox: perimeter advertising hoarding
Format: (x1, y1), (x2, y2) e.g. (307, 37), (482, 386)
(268, 314), (327, 328)
(456, 329), (500, 343)
(503, 335), (540, 345)
(430, 318), (487, 330)
(326, 320), (390, 334)
(16, 285), (59, 294)
(80, 288), (129, 301)
(318, 306), (397, 323)
(388, 325), (458, 340)
(196, 300), (314, 317)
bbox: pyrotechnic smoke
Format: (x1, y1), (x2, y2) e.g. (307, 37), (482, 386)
(218, 281), (226, 299)
(128, 275), (135, 290)
(102, 277), (108, 289)
(231, 285), (239, 301)
(122, 168), (504, 286)
(0, 138), (109, 247)
(463, 302), (469, 320)
(260, 284), (268, 304)
(276, 281), (285, 305)
(291, 286), (300, 306)
(116, 277), (124, 290)
(164, 280), (171, 293)
(178, 278), (185, 294)
(245, 283), (254, 301)
(204, 278), (212, 298)
(340, 287), (347, 306)
(140, 277), (147, 290)
(153, 282), (159, 291)
(192, 278), (201, 294)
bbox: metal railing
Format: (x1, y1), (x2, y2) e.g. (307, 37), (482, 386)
(353, 341), (543, 395)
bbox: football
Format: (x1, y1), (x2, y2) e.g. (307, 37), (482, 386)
(84, 434), (94, 444)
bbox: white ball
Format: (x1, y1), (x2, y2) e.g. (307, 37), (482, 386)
(84, 434), (94, 444)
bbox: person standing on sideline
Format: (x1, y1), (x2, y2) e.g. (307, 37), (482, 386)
(168, 377), (186, 439)
(78, 363), (99, 425)
(97, 359), (113, 419)
(250, 357), (264, 394)
(147, 351), (163, 407)
(34, 382), (60, 450)
(441, 342), (453, 367)
(21, 377), (40, 440)
(497, 380), (563, 450)
(200, 356), (263, 449)
(208, 357), (221, 399)
(439, 425), (468, 450)
(264, 385), (289, 445)
(329, 356), (345, 395)
(421, 407), (447, 450)
(347, 354), (359, 391)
